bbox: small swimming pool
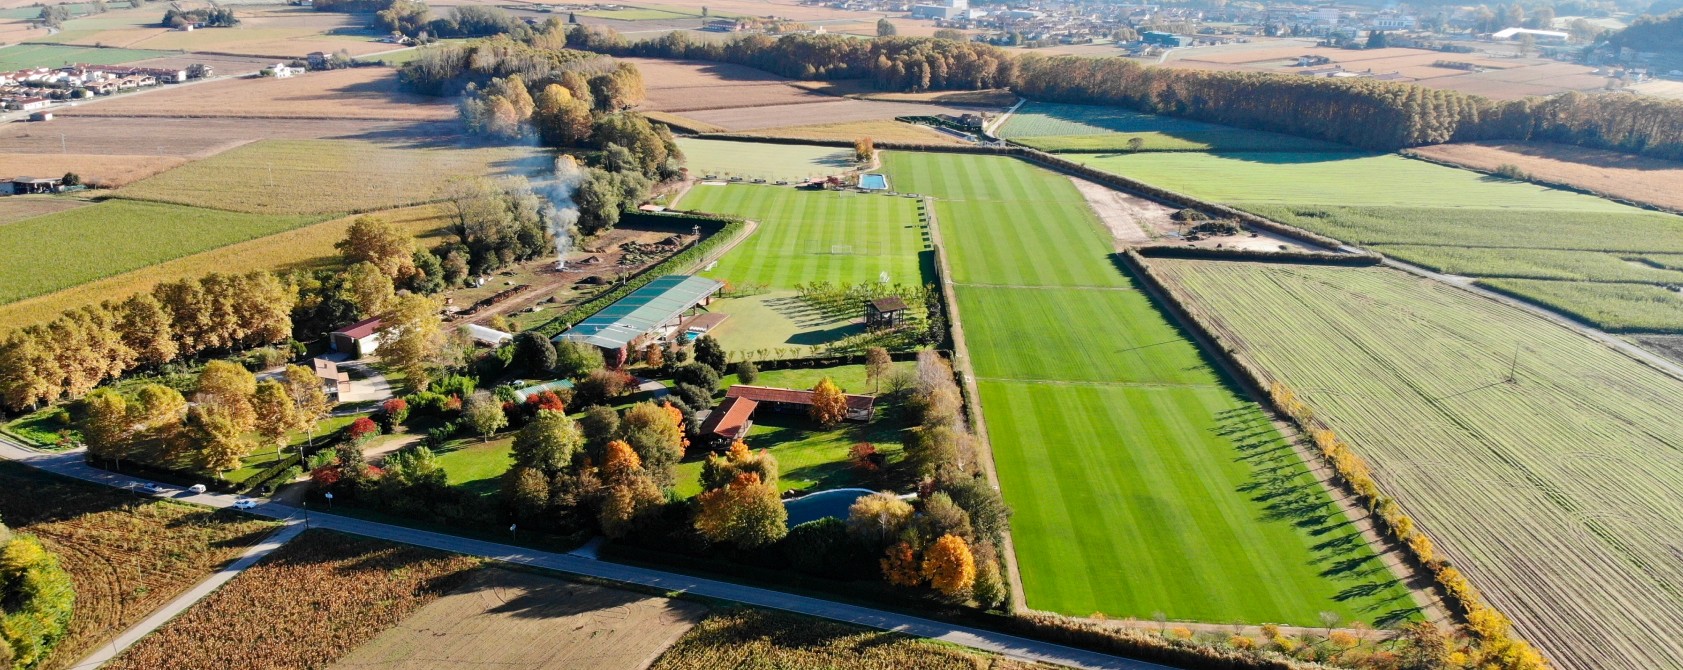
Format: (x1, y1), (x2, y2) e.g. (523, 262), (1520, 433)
(783, 488), (877, 527)
(858, 173), (888, 190)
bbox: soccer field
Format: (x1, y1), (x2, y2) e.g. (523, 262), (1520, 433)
(677, 183), (930, 289)
(881, 151), (1419, 625)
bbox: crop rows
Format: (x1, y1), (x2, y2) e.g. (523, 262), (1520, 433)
(651, 608), (1044, 669)
(107, 530), (480, 670)
(1147, 259), (1683, 670)
(1478, 277), (1683, 332)
(1372, 245), (1683, 283)
(0, 463), (278, 670)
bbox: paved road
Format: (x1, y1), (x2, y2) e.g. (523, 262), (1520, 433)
(0, 438), (1173, 670)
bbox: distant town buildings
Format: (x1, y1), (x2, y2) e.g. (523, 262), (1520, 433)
(1, 63), (211, 112)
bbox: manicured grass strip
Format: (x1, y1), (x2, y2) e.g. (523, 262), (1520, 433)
(0, 200), (323, 305)
(676, 138), (857, 182)
(881, 151), (1123, 287)
(981, 380), (1418, 625)
(1072, 151), (1639, 210)
(955, 284), (1222, 386)
(679, 184), (929, 289)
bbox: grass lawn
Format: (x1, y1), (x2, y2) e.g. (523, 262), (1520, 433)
(117, 139), (544, 215)
(0, 200), (324, 305)
(434, 436), (513, 496)
(702, 291), (863, 356)
(887, 150), (1417, 625)
(998, 102), (1356, 153)
(676, 138), (858, 182)
(721, 362), (911, 395)
(679, 184), (931, 289)
(0, 43), (172, 69)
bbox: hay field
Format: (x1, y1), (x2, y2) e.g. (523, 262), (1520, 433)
(884, 151), (1418, 625)
(64, 67), (453, 121)
(728, 119), (964, 144)
(0, 462), (278, 670)
(1409, 141), (1683, 212)
(0, 153), (186, 188)
(336, 568), (705, 670)
(679, 183), (927, 288)
(108, 531), (481, 670)
(650, 609), (1054, 669)
(0, 204), (451, 330)
(1147, 259), (1683, 670)
(0, 200), (322, 305)
(627, 57), (829, 113)
(676, 137), (855, 180)
(117, 139), (543, 214)
(684, 98), (996, 131)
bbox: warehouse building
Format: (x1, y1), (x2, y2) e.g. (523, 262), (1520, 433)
(554, 275), (724, 366)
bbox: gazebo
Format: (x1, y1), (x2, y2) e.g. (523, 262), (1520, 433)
(865, 296), (908, 331)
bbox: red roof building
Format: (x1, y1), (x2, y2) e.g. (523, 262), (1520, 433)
(330, 317), (383, 357)
(697, 396), (758, 441)
(724, 385), (875, 421)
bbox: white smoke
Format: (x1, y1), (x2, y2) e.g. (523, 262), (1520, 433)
(543, 155), (584, 270)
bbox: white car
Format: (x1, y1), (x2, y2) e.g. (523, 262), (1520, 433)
(142, 483), (168, 494)
(232, 499), (258, 510)
(188, 484), (208, 494)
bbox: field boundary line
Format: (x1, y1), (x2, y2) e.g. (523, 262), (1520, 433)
(954, 282), (1142, 291)
(923, 196), (1030, 613)
(70, 521), (307, 669)
(970, 376), (1224, 389)
(985, 97), (1025, 136)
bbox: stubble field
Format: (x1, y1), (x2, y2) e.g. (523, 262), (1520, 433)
(1408, 140), (1683, 212)
(1146, 258), (1683, 670)
(64, 67), (455, 121)
(884, 151), (1418, 625)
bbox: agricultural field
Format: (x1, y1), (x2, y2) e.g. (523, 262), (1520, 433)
(1076, 150), (1683, 331)
(44, 5), (393, 57)
(1156, 43), (1611, 99)
(883, 151), (1418, 625)
(0, 195), (88, 225)
(0, 43), (171, 69)
(0, 462), (278, 670)
(66, 68), (455, 121)
(117, 139), (543, 215)
(628, 57), (835, 113)
(0, 153), (186, 188)
(0, 199), (323, 306)
(0, 115), (445, 161)
(998, 102), (1353, 152)
(683, 98), (1005, 132)
(0, 204), (451, 330)
(1408, 141), (1683, 212)
(679, 183), (928, 288)
(1146, 259), (1683, 670)
(675, 138), (858, 182)
(651, 608), (1053, 669)
(337, 567), (706, 670)
(726, 119), (965, 145)
(107, 530), (481, 670)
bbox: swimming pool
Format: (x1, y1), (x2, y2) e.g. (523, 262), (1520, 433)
(858, 173), (888, 190)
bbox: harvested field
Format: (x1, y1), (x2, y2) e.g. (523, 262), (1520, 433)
(0, 116), (454, 159)
(683, 98), (1003, 132)
(788, 81), (1016, 107)
(725, 119), (965, 144)
(0, 43), (171, 69)
(676, 138), (855, 181)
(336, 567), (706, 670)
(642, 110), (729, 133)
(108, 530), (481, 670)
(627, 57), (829, 113)
(594, 0), (882, 21)
(1629, 79), (1683, 99)
(51, 6), (392, 57)
(118, 52), (274, 74)
(0, 195), (89, 225)
(0, 204), (451, 330)
(1409, 141), (1683, 212)
(65, 68), (451, 120)
(0, 200), (322, 306)
(887, 151), (1418, 625)
(0, 152), (186, 188)
(117, 138), (544, 214)
(1147, 259), (1683, 670)
(0, 462), (278, 670)
(650, 608), (1054, 670)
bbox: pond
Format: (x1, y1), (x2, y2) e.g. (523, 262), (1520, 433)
(783, 487), (877, 527)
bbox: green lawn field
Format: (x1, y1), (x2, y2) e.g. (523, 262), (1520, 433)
(999, 102), (1353, 153)
(882, 151), (1418, 625)
(0, 43), (171, 69)
(434, 437), (513, 496)
(676, 138), (858, 182)
(678, 184), (929, 289)
(0, 200), (323, 305)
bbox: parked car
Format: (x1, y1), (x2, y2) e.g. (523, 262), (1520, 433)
(142, 483), (168, 494)
(233, 499), (258, 510)
(188, 484), (207, 494)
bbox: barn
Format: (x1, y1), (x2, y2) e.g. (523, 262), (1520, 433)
(554, 275), (724, 366)
(329, 317), (383, 357)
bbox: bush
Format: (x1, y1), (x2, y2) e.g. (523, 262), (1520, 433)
(734, 360), (758, 384)
(430, 374), (477, 399)
(673, 383), (714, 411)
(0, 534), (75, 669)
(555, 340), (606, 379)
(348, 417), (380, 445)
(673, 362), (721, 392)
(573, 369), (630, 407)
(380, 397), (410, 426)
(781, 517), (876, 580)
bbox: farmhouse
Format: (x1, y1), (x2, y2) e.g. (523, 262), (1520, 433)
(329, 317), (383, 357)
(699, 385), (877, 444)
(554, 275), (724, 365)
(2, 176), (62, 195)
(311, 357), (351, 397)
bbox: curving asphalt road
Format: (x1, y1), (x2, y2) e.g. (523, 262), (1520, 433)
(0, 437), (1173, 670)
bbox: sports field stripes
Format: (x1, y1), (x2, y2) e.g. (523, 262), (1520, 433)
(679, 184), (930, 288)
(886, 150), (1417, 626)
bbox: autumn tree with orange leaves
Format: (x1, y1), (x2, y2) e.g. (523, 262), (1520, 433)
(809, 377), (847, 427)
(694, 472), (787, 548)
(922, 534), (976, 597)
